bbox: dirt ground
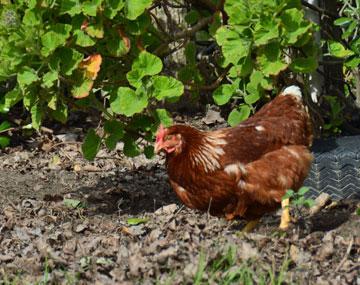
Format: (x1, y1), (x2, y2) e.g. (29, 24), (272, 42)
(0, 130), (359, 285)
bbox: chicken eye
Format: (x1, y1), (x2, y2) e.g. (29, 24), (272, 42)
(165, 135), (173, 141)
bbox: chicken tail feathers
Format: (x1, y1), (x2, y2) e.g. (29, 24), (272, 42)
(281, 85), (302, 100)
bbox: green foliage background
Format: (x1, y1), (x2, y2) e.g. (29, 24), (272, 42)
(0, 0), (358, 159)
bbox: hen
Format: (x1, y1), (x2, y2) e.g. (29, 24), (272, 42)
(154, 86), (313, 231)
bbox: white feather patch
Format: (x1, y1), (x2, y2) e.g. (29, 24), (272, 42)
(192, 132), (227, 173)
(255, 125), (265, 132)
(282, 85), (302, 100)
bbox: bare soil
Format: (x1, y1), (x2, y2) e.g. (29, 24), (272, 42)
(0, 131), (359, 285)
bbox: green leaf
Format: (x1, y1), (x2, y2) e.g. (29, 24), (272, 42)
(51, 101), (68, 124)
(56, 48), (84, 76)
(4, 87), (22, 110)
(41, 24), (72, 57)
(123, 136), (140, 157)
(104, 120), (124, 150)
(60, 0), (82, 16)
(227, 105), (250, 127)
(342, 21), (357, 39)
(303, 199), (315, 208)
(281, 8), (312, 45)
(42, 70), (59, 88)
(82, 0), (102, 16)
(257, 42), (288, 76)
(185, 9), (200, 25)
(290, 57), (318, 73)
(144, 145), (154, 159)
(85, 19), (104, 38)
(107, 32), (130, 57)
(63, 198), (83, 208)
(127, 51), (163, 88)
(224, 0), (251, 25)
(73, 30), (96, 47)
(152, 76), (184, 101)
(215, 26), (251, 65)
(229, 55), (253, 78)
(71, 73), (94, 98)
(110, 87), (148, 117)
(356, 208), (360, 216)
(297, 186), (309, 196)
(17, 67), (39, 88)
(30, 104), (42, 131)
(23, 8), (42, 26)
(127, 217), (149, 225)
(104, 0), (125, 19)
(345, 57), (360, 69)
(328, 41), (354, 58)
(282, 189), (294, 200)
(154, 109), (172, 127)
(334, 17), (352, 26)
(133, 51), (163, 76)
(82, 128), (101, 160)
(125, 0), (152, 20)
(253, 16), (279, 46)
(213, 84), (236, 106)
(0, 121), (11, 132)
(0, 136), (10, 148)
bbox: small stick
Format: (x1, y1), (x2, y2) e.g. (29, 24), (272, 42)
(335, 236), (354, 272)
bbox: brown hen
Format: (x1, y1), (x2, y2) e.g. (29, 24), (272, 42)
(154, 86), (313, 231)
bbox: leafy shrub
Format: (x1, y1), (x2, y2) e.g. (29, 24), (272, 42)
(213, 0), (318, 126)
(0, 0), (353, 158)
(0, 0), (184, 158)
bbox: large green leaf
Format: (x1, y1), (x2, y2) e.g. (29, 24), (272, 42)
(215, 26), (251, 65)
(110, 87), (148, 117)
(41, 24), (72, 57)
(50, 101), (68, 124)
(213, 84), (236, 106)
(23, 8), (42, 26)
(127, 51), (163, 87)
(227, 105), (251, 127)
(125, 0), (152, 20)
(82, 0), (102, 16)
(281, 8), (312, 45)
(82, 128), (101, 160)
(253, 16), (279, 46)
(257, 42), (288, 76)
(17, 67), (39, 88)
(132, 51), (163, 76)
(224, 0), (251, 25)
(152, 76), (184, 101)
(290, 57), (318, 73)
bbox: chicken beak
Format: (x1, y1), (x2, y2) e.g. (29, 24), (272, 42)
(154, 142), (163, 154)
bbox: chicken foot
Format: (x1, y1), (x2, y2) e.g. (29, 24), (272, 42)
(279, 198), (291, 230)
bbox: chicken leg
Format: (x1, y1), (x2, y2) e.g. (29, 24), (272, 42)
(279, 198), (291, 230)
